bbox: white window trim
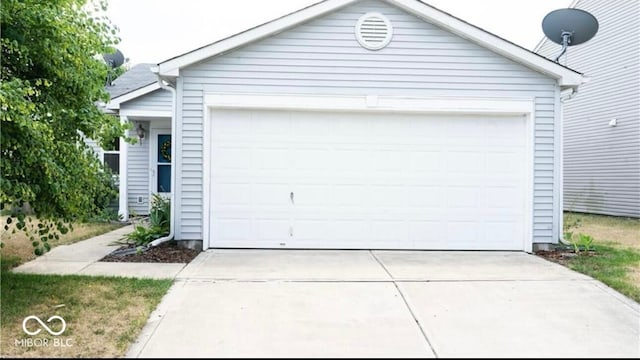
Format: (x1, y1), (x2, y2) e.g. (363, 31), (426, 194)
(203, 93), (535, 252)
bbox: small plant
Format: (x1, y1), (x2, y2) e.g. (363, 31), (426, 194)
(565, 232), (595, 254)
(121, 194), (170, 246)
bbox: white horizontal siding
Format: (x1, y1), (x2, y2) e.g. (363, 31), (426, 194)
(178, 0), (561, 242)
(537, 0), (640, 217)
(121, 89), (172, 113)
(127, 126), (150, 215)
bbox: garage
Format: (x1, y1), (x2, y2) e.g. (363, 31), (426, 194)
(149, 0), (586, 252)
(208, 106), (530, 251)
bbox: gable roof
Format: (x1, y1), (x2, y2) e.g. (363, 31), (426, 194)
(155, 0), (584, 89)
(106, 63), (157, 99)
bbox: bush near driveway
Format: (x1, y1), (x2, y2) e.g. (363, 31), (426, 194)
(0, 273), (172, 358)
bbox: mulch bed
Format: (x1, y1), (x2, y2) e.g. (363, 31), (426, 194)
(535, 247), (597, 266)
(100, 241), (200, 263)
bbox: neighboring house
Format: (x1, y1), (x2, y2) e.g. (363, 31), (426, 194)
(105, 0), (586, 252)
(535, 0), (640, 218)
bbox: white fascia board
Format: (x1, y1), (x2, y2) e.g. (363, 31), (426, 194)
(157, 0), (355, 76)
(105, 83), (161, 110)
(388, 0), (584, 87)
(119, 109), (172, 118)
(205, 93), (535, 115)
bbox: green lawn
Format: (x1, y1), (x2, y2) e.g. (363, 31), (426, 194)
(551, 212), (640, 302)
(1, 273), (172, 358)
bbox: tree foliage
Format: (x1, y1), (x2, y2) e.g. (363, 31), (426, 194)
(1, 0), (126, 254)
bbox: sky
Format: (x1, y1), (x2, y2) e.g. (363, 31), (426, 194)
(104, 0), (573, 65)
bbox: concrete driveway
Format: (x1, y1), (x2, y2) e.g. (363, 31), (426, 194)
(127, 250), (640, 358)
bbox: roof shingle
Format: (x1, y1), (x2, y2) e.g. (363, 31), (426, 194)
(106, 63), (157, 99)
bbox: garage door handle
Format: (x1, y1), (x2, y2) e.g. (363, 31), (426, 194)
(290, 192), (294, 204)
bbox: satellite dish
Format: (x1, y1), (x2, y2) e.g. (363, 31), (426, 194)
(102, 49), (125, 69)
(102, 49), (125, 86)
(542, 8), (599, 63)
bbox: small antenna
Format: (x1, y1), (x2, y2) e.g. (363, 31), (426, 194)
(542, 8), (598, 63)
(102, 49), (125, 86)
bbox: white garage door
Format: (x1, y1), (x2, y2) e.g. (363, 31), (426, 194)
(209, 109), (528, 250)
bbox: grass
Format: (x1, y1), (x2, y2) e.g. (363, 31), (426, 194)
(555, 212), (640, 302)
(0, 273), (172, 358)
(1, 217), (123, 271)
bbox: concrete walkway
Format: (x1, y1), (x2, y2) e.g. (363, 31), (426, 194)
(12, 225), (185, 279)
(11, 234), (640, 357)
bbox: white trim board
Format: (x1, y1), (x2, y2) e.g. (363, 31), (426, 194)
(205, 93), (535, 115)
(119, 110), (172, 118)
(202, 93), (535, 252)
(158, 0), (583, 88)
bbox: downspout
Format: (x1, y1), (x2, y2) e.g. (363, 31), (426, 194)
(558, 86), (579, 246)
(147, 78), (177, 248)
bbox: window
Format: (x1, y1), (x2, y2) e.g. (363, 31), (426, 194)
(104, 138), (120, 175)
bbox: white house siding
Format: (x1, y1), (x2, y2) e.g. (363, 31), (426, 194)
(537, 0), (640, 218)
(177, 0), (560, 243)
(125, 126), (150, 215)
(121, 89), (173, 113)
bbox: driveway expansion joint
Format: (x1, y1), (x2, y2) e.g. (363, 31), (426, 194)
(369, 250), (439, 358)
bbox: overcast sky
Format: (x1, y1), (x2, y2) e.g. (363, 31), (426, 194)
(104, 0), (572, 65)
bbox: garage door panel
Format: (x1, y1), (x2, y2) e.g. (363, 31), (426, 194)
(255, 148), (290, 170)
(213, 184), (252, 205)
(487, 152), (524, 174)
(446, 152), (485, 174)
(210, 110), (527, 250)
(373, 150), (408, 171)
(486, 220), (523, 240)
(446, 187), (481, 208)
(447, 221), (484, 245)
(213, 218), (252, 242)
(213, 148), (252, 170)
(333, 220), (370, 241)
(485, 186), (525, 209)
(408, 150), (444, 172)
(254, 184), (291, 206)
(408, 186), (444, 207)
(371, 221), (410, 243)
(369, 186), (407, 207)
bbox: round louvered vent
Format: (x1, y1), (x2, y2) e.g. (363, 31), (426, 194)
(356, 13), (393, 50)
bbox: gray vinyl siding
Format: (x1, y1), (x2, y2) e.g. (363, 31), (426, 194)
(537, 0), (640, 218)
(121, 89), (172, 113)
(177, 0), (560, 242)
(126, 126), (150, 215)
